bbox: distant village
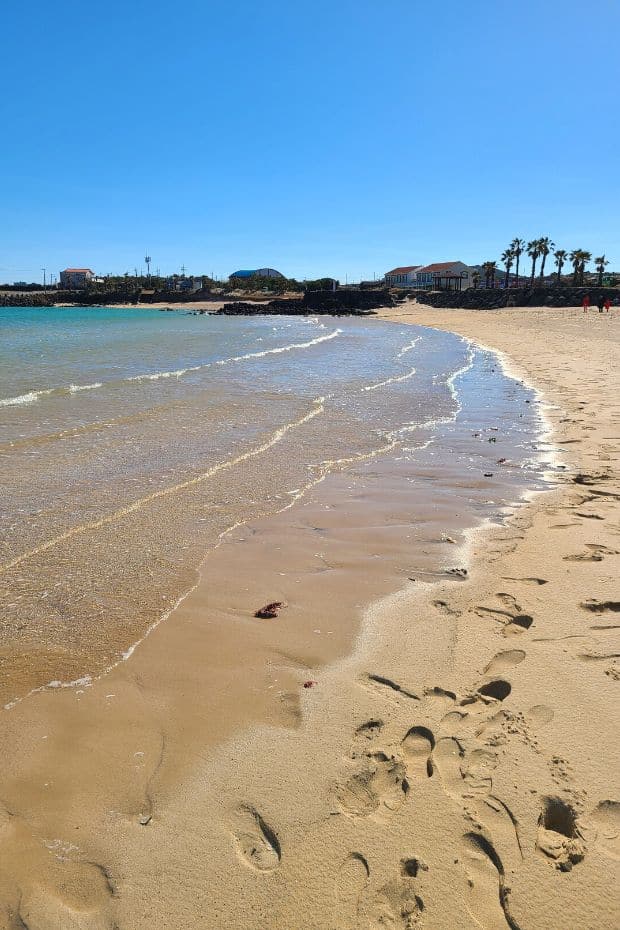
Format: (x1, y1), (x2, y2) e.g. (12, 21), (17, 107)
(5, 252), (617, 295)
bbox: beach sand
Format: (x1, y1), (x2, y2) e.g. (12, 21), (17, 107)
(0, 305), (618, 929)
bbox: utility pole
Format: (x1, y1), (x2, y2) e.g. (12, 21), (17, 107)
(41, 268), (46, 288)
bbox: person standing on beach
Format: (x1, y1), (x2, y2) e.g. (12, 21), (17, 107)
(597, 296), (605, 313)
(582, 295), (591, 312)
(604, 298), (612, 312)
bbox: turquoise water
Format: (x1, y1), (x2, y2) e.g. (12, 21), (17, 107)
(0, 306), (546, 700)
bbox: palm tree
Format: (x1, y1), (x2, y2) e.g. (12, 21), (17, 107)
(527, 239), (541, 284)
(594, 255), (609, 286)
(569, 249), (582, 285)
(553, 249), (568, 285)
(501, 249), (514, 289)
(578, 251), (592, 285)
(472, 270), (481, 289)
(483, 261), (497, 288)
(538, 237), (555, 282)
(510, 238), (525, 286)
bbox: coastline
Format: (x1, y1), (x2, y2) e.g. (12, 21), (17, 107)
(0, 305), (618, 929)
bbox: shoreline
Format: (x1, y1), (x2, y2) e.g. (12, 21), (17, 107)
(0, 306), (617, 929)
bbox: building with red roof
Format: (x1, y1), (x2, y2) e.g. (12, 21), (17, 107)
(384, 265), (423, 287)
(384, 261), (474, 291)
(60, 268), (94, 289)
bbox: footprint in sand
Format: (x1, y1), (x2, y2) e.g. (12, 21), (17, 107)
(525, 704), (554, 729)
(460, 832), (516, 930)
(503, 614), (533, 636)
(336, 752), (409, 821)
(423, 686), (457, 710)
(354, 719), (385, 745)
(333, 853), (369, 930)
(535, 796), (585, 871)
(402, 726), (435, 778)
(474, 595), (534, 637)
(232, 804), (281, 872)
(18, 879), (114, 930)
(483, 650), (526, 676)
(460, 748), (498, 795)
(473, 795), (523, 874)
(433, 737), (465, 800)
(0, 808), (115, 930)
(368, 869), (425, 929)
(439, 709), (469, 734)
(564, 544), (618, 562)
(459, 680), (512, 717)
(583, 800), (620, 861)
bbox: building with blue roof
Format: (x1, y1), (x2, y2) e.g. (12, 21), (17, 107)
(229, 268), (285, 280)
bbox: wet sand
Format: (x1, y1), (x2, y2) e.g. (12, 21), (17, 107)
(1, 305), (618, 929)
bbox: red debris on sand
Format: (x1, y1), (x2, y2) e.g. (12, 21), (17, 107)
(303, 680), (318, 689)
(255, 601), (287, 619)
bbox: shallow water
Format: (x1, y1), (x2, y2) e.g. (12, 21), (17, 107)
(0, 307), (546, 702)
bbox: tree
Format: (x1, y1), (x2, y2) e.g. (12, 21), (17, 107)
(570, 249), (591, 285)
(483, 261), (497, 288)
(501, 249), (514, 289)
(578, 251), (592, 285)
(594, 255), (609, 286)
(553, 249), (568, 285)
(510, 238), (525, 286)
(538, 237), (555, 282)
(527, 239), (541, 284)
(472, 270), (481, 289)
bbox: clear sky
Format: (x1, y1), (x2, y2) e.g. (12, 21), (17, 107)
(1, 0), (618, 283)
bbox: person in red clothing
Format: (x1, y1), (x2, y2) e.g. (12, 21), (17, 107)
(604, 298), (612, 312)
(582, 294), (591, 312)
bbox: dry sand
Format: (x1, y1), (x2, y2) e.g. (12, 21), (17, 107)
(0, 305), (618, 929)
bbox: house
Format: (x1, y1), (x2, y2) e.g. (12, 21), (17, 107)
(384, 265), (422, 287)
(229, 268), (285, 281)
(414, 262), (474, 291)
(179, 276), (203, 292)
(60, 268), (94, 289)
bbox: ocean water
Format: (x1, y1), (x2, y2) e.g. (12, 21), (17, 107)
(0, 306), (546, 700)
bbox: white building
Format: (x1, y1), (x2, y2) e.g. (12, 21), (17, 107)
(414, 262), (474, 291)
(384, 265), (422, 287)
(60, 268), (94, 289)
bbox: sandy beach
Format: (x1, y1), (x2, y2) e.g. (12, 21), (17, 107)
(0, 305), (618, 930)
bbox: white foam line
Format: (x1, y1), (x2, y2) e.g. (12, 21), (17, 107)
(362, 367), (417, 392)
(128, 367), (198, 382)
(396, 336), (421, 357)
(68, 382), (103, 393)
(215, 329), (342, 365)
(0, 388), (54, 407)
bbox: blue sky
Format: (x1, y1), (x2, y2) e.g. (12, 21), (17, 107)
(1, 0), (618, 283)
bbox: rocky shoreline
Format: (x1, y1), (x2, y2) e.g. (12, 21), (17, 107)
(217, 289), (393, 316)
(2, 285), (618, 313)
(411, 285), (619, 310)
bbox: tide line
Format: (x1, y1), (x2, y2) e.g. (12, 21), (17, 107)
(396, 336), (421, 357)
(362, 367), (417, 392)
(215, 328), (342, 365)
